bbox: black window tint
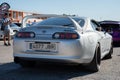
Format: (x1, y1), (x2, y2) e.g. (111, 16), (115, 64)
(100, 24), (120, 30)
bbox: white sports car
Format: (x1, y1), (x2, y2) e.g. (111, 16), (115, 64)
(13, 14), (113, 72)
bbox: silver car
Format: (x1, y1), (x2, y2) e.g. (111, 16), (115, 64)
(0, 23), (21, 39)
(10, 23), (21, 35)
(13, 15), (113, 72)
(0, 24), (14, 39)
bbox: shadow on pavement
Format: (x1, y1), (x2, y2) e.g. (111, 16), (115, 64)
(113, 43), (120, 47)
(0, 62), (95, 80)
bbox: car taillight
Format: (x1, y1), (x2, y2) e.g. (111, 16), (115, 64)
(16, 32), (35, 38)
(53, 32), (79, 39)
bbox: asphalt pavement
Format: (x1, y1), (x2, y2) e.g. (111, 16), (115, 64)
(0, 40), (120, 80)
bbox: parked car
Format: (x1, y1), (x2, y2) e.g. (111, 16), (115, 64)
(0, 30), (4, 39)
(10, 23), (21, 35)
(99, 21), (120, 44)
(0, 23), (21, 39)
(14, 23), (22, 27)
(0, 23), (4, 39)
(0, 23), (14, 39)
(13, 15), (113, 72)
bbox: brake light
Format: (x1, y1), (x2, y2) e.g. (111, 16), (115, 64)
(16, 32), (35, 38)
(53, 32), (79, 39)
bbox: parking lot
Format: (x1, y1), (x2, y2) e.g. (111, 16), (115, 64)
(0, 40), (120, 80)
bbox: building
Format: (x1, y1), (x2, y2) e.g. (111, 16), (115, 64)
(9, 9), (40, 23)
(0, 9), (48, 23)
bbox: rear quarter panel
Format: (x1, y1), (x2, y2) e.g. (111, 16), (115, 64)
(80, 31), (100, 62)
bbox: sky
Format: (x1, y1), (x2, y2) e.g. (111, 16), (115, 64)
(0, 0), (120, 21)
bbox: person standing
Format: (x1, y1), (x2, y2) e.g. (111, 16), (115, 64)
(2, 13), (11, 46)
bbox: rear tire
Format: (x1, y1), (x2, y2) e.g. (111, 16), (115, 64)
(13, 30), (18, 36)
(87, 44), (101, 72)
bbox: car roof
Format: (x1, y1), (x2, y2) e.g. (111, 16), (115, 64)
(99, 20), (120, 24)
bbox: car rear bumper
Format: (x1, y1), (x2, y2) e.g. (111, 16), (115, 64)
(14, 53), (91, 64)
(13, 39), (94, 64)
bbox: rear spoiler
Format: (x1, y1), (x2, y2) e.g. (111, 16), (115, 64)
(21, 14), (81, 30)
(22, 14), (64, 28)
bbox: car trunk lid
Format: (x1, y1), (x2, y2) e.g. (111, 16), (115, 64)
(23, 25), (77, 39)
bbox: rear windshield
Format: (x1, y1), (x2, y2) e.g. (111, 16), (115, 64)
(34, 17), (85, 27)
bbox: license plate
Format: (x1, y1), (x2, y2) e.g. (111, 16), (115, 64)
(30, 42), (57, 51)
